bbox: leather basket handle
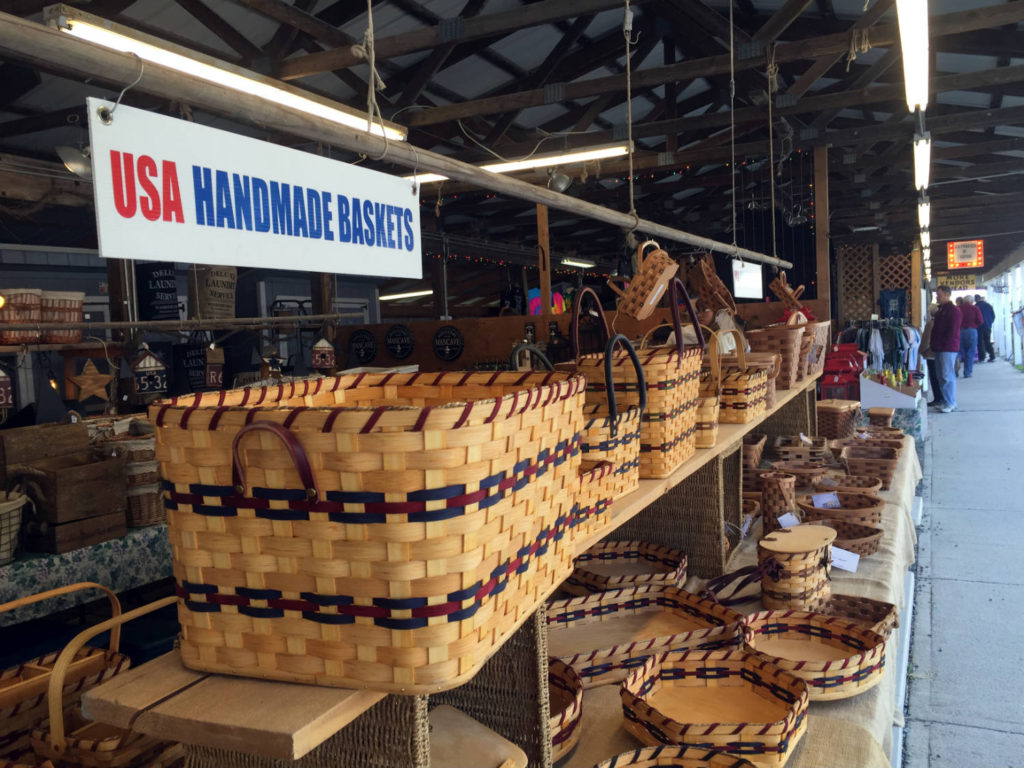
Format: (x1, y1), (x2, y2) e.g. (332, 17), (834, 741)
(570, 286), (612, 358)
(232, 421), (321, 501)
(510, 343), (554, 371)
(603, 333), (647, 437)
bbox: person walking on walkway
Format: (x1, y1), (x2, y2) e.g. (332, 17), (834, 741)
(975, 293), (997, 362)
(932, 285), (961, 412)
(920, 303), (945, 408)
(959, 295), (983, 378)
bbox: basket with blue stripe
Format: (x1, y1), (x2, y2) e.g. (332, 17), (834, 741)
(149, 370), (586, 693)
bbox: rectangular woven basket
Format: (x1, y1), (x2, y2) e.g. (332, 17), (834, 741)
(150, 370), (586, 693)
(746, 323), (805, 390)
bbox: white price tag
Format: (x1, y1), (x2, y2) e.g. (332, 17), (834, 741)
(831, 546), (860, 572)
(799, 432), (812, 444)
(777, 512), (801, 528)
(856, 432), (869, 439)
(741, 516), (753, 537)
(817, 476), (839, 487)
(811, 492), (841, 509)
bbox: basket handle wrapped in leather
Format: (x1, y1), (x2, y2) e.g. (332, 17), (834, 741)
(0, 582), (121, 653)
(509, 343), (555, 372)
(569, 286), (612, 359)
(232, 421), (322, 502)
(603, 334), (647, 437)
(669, 277), (706, 354)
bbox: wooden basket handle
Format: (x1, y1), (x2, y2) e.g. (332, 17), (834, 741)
(509, 343), (554, 372)
(786, 312), (808, 326)
(232, 421), (321, 502)
(636, 240), (661, 268)
(0, 582), (121, 653)
(604, 275), (628, 300)
(710, 327), (749, 369)
(637, 323), (672, 349)
(569, 286), (611, 358)
(46, 595), (177, 755)
(603, 334), (647, 437)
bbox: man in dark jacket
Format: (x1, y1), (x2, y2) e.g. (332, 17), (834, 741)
(975, 294), (997, 362)
(932, 285), (962, 412)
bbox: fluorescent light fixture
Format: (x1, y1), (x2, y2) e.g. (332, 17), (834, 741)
(918, 200), (930, 230)
(46, 4), (406, 141)
(913, 133), (931, 191)
(561, 257), (595, 269)
(895, 0), (929, 112)
(850, 225), (881, 232)
(406, 143), (631, 185)
(379, 289), (432, 301)
(920, 230), (930, 249)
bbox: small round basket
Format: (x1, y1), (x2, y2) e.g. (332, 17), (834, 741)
(811, 472), (883, 496)
(549, 658), (584, 764)
(797, 492), (884, 526)
(804, 518), (883, 557)
(593, 745), (758, 768)
(743, 610), (887, 701)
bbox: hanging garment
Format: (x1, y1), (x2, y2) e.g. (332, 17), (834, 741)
(869, 327), (885, 369)
(878, 289), (908, 320)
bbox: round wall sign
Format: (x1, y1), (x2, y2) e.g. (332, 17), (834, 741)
(349, 329), (378, 365)
(433, 326), (465, 362)
(385, 324), (415, 360)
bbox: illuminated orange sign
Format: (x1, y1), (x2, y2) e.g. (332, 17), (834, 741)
(947, 240), (984, 270)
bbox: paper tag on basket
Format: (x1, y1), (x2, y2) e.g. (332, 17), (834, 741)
(812, 492), (841, 509)
(817, 476), (839, 487)
(856, 432), (869, 439)
(741, 515), (753, 537)
(831, 546), (860, 572)
(777, 512), (801, 528)
(799, 432), (812, 444)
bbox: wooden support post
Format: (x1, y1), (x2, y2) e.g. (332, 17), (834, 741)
(309, 274), (336, 339)
(432, 242), (449, 320)
(106, 259), (131, 342)
(537, 204), (552, 316)
(813, 145), (831, 319)
(910, 242), (923, 327)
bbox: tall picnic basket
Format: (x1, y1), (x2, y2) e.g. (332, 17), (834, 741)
(705, 328), (768, 424)
(150, 370), (586, 693)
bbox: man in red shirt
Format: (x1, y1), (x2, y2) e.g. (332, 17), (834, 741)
(959, 294), (984, 378)
(931, 286), (962, 412)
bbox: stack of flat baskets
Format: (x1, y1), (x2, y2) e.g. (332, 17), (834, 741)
(150, 369), (587, 693)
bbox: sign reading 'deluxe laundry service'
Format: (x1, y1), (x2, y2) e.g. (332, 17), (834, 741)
(87, 98), (422, 279)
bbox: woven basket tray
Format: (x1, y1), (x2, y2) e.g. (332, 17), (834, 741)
(594, 745), (759, 768)
(804, 518), (883, 557)
(549, 658), (583, 764)
(32, 708), (181, 768)
(797, 492), (884, 527)
(565, 540), (687, 596)
(743, 610), (886, 701)
(811, 472), (884, 496)
(620, 649), (808, 767)
(546, 585), (744, 687)
(820, 594), (899, 639)
(152, 370), (586, 693)
(855, 426), (903, 438)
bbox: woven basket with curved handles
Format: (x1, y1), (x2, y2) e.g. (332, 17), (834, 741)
(606, 240), (679, 321)
(685, 253), (737, 315)
(151, 370), (585, 693)
(704, 328), (768, 424)
(31, 596), (183, 768)
(0, 584), (128, 759)
(746, 315), (806, 390)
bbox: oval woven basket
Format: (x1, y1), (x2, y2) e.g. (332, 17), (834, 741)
(565, 540), (687, 596)
(812, 472), (883, 496)
(620, 648), (809, 767)
(151, 370), (587, 693)
(830, 437), (904, 454)
(841, 445), (900, 490)
(593, 745), (758, 768)
(819, 594), (899, 639)
(804, 518), (884, 557)
(743, 610), (887, 701)
(549, 658), (584, 764)
(768, 460), (832, 484)
(797, 492), (884, 527)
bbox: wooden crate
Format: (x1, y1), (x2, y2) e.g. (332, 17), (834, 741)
(22, 453), (127, 524)
(0, 422), (89, 486)
(24, 509), (127, 553)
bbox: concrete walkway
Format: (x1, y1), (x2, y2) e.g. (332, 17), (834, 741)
(904, 359), (1024, 767)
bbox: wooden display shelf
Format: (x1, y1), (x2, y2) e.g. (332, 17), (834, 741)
(573, 375), (820, 556)
(81, 652), (385, 760)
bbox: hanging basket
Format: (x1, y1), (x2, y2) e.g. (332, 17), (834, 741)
(685, 253), (737, 315)
(606, 240), (679, 321)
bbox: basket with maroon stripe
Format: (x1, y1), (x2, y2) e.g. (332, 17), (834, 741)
(149, 370), (586, 693)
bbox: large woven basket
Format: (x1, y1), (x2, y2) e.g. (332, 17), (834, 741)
(0, 289), (42, 345)
(704, 329), (767, 424)
(569, 301), (646, 501)
(0, 584), (129, 758)
(40, 291), (85, 345)
(796, 492), (884, 526)
(565, 540), (687, 596)
(816, 399), (859, 440)
(802, 320), (831, 378)
(546, 585), (744, 687)
(745, 322), (805, 390)
(605, 279), (705, 479)
(607, 241), (679, 321)
(620, 649), (808, 767)
(743, 610), (886, 701)
(549, 658), (584, 764)
(150, 370), (586, 693)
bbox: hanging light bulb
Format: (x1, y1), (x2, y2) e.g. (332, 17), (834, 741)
(920, 230), (930, 249)
(913, 133), (930, 191)
(918, 198), (930, 230)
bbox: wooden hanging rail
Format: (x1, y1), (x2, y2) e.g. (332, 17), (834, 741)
(0, 11), (793, 270)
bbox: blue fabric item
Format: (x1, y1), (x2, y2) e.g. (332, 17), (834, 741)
(936, 351), (958, 409)
(976, 299), (996, 329)
(878, 289), (907, 319)
(960, 327), (979, 377)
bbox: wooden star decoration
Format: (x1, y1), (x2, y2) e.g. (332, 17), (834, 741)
(71, 359), (113, 402)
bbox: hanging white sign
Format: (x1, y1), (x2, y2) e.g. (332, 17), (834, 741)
(87, 98), (422, 278)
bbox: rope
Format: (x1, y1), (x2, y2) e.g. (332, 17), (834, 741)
(846, 28), (871, 72)
(766, 43), (779, 265)
(351, 0), (390, 161)
(623, 0), (639, 232)
(729, 0), (738, 248)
